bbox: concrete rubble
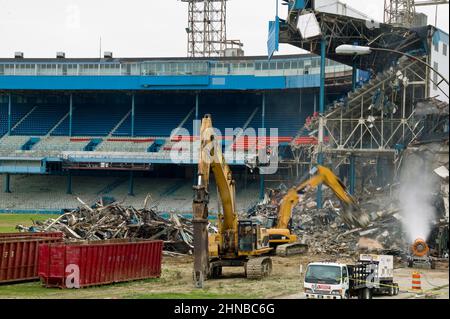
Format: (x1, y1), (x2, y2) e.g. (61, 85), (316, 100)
(249, 176), (448, 259)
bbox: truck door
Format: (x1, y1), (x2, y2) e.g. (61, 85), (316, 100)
(342, 266), (349, 294)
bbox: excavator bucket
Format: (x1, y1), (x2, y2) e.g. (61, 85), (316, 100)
(341, 203), (370, 229)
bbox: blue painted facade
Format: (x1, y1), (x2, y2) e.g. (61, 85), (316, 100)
(0, 74), (319, 91)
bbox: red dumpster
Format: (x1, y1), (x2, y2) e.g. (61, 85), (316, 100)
(0, 234), (64, 284)
(38, 239), (163, 288)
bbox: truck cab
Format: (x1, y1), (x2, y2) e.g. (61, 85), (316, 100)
(304, 262), (350, 299)
(304, 256), (399, 299)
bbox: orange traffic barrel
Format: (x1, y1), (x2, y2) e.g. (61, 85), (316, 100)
(411, 272), (422, 291)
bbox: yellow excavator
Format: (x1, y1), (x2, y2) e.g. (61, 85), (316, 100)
(267, 165), (370, 256)
(192, 114), (273, 288)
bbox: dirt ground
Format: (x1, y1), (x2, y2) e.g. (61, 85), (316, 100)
(2, 254), (446, 299)
(0, 254), (340, 299)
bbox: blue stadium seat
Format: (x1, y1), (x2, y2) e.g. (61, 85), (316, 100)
(132, 95), (195, 137)
(52, 104), (129, 136)
(51, 116), (70, 136)
(12, 105), (69, 136)
(0, 103), (7, 136)
(9, 92), (311, 139)
(0, 104), (35, 136)
(113, 114), (132, 136)
(199, 94), (260, 136)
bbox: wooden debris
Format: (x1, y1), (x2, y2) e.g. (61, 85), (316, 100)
(16, 198), (205, 255)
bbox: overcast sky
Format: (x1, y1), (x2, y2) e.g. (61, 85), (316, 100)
(0, 0), (448, 58)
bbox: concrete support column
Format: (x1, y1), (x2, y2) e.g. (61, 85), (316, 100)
(259, 93), (266, 200)
(349, 156), (356, 195)
(128, 171), (135, 196)
(317, 37), (327, 209)
(69, 94), (73, 137)
(4, 174), (11, 193)
(66, 171), (72, 195)
(131, 93), (135, 137)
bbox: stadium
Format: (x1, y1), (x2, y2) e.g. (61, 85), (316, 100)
(0, 0), (448, 301)
(0, 53), (364, 213)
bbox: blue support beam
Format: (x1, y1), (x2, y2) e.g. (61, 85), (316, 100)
(67, 171), (72, 195)
(128, 171), (135, 196)
(319, 38), (326, 114)
(4, 174), (11, 193)
(352, 58), (357, 91)
(131, 93), (135, 137)
(7, 94), (12, 135)
(259, 93), (266, 200)
(69, 94), (73, 137)
(349, 156), (356, 195)
(317, 37), (326, 209)
(193, 92), (200, 186)
(195, 92), (199, 121)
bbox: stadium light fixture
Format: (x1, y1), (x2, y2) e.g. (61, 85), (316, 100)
(335, 44), (371, 56)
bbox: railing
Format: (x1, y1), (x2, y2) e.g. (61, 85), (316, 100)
(0, 57), (352, 77)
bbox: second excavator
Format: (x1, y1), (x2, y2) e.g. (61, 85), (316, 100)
(266, 165), (370, 256)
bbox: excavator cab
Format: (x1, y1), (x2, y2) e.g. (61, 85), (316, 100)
(238, 220), (270, 252)
(238, 221), (257, 252)
(264, 216), (278, 229)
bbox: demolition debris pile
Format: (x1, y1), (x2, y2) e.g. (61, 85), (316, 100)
(16, 198), (198, 255)
(249, 186), (409, 257)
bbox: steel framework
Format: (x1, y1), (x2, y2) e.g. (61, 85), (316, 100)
(182, 0), (227, 57)
(384, 0), (417, 27)
(384, 0), (449, 28)
(279, 11), (426, 74)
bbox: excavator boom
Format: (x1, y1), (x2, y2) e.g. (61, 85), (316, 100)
(278, 165), (369, 230)
(305, 165), (369, 229)
(270, 165), (370, 257)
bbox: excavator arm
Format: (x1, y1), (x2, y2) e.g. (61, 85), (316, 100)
(276, 165), (370, 230)
(193, 114), (238, 287)
(196, 114), (237, 235)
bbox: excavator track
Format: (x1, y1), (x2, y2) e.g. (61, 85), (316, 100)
(276, 243), (309, 257)
(245, 257), (273, 279)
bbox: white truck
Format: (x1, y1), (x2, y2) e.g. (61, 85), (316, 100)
(303, 254), (399, 299)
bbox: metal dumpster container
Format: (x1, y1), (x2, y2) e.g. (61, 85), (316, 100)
(38, 239), (163, 288)
(0, 234), (64, 284)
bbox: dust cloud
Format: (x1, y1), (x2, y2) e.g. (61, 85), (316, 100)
(399, 153), (437, 243)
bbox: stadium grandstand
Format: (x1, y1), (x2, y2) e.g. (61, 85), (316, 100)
(0, 54), (369, 213)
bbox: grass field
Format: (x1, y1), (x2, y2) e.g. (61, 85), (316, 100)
(0, 255), (305, 299)
(0, 214), (60, 233)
